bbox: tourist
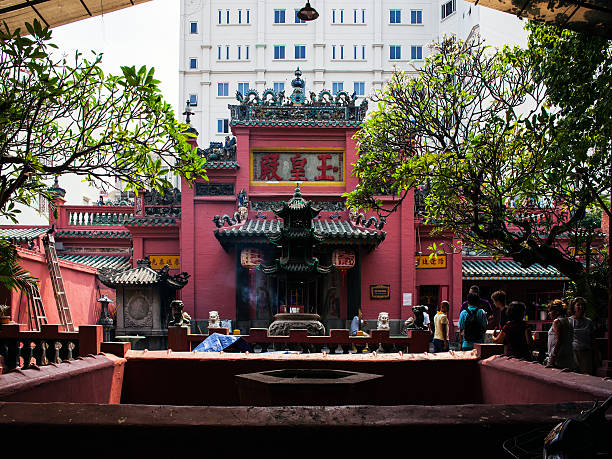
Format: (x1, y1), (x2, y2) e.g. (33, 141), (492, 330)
(422, 305), (431, 333)
(569, 297), (596, 375)
(460, 285), (493, 324)
(458, 292), (488, 351)
(546, 299), (578, 371)
(491, 301), (533, 360)
(433, 301), (450, 352)
(491, 290), (509, 328)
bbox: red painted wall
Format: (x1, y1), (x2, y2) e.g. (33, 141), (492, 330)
(11, 247), (101, 327)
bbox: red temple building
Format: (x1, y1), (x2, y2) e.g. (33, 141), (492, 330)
(0, 70), (575, 344)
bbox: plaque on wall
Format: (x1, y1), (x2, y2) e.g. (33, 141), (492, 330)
(370, 284), (391, 300)
(415, 255), (447, 269)
(195, 182), (235, 196)
(149, 255), (180, 269)
(251, 150), (344, 184)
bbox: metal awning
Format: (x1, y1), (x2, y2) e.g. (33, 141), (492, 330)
(0, 0), (151, 34)
(466, 0), (612, 38)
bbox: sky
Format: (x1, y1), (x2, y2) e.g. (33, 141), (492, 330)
(52, 0), (180, 113)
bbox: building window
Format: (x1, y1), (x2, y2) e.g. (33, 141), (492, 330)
(332, 9), (336, 23)
(218, 82), (229, 97)
(217, 46), (221, 60)
(390, 45), (401, 60)
(226, 45), (230, 60)
(441, 0), (456, 19)
(246, 9), (250, 23)
(340, 9), (344, 23)
(390, 9), (401, 24)
(274, 45), (285, 59)
(190, 22), (198, 34)
(353, 45), (357, 60)
(411, 10), (422, 24)
(273, 82), (284, 93)
(217, 119), (229, 134)
(295, 45), (306, 59)
(189, 94), (198, 106)
(237, 45), (241, 59)
(237, 82), (250, 96)
(274, 9), (286, 23)
(340, 45), (344, 59)
(238, 9), (242, 24)
(226, 9), (230, 24)
(411, 45), (423, 60)
(246, 46), (250, 59)
(332, 81), (343, 95)
(354, 82), (365, 96)
(362, 45), (366, 60)
(295, 9), (306, 23)
(218, 10), (222, 24)
(332, 45), (336, 59)
(362, 9), (366, 23)
(189, 58), (197, 69)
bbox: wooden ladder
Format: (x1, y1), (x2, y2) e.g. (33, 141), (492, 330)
(43, 232), (74, 331)
(26, 282), (48, 331)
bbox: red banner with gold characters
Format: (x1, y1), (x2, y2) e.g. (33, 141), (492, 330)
(415, 255), (446, 269)
(150, 255), (180, 270)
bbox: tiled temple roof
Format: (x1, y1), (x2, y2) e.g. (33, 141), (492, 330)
(59, 254), (131, 271)
(124, 217), (177, 227)
(101, 264), (159, 285)
(462, 259), (569, 281)
(230, 119), (363, 128)
(56, 230), (131, 239)
(0, 227), (49, 242)
(215, 219), (385, 246)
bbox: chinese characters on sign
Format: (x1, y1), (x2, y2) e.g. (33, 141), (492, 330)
(253, 151), (343, 182)
(370, 284), (391, 300)
(150, 255), (181, 270)
(415, 255), (447, 269)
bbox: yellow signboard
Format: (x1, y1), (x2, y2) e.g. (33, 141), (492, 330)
(149, 255), (180, 270)
(415, 255), (446, 269)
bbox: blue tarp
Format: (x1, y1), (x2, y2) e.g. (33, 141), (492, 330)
(193, 333), (251, 353)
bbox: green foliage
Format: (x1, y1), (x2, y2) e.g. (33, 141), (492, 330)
(0, 239), (38, 293)
(0, 20), (207, 222)
(346, 30), (611, 301)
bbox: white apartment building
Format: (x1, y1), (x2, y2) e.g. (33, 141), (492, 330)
(180, 0), (525, 142)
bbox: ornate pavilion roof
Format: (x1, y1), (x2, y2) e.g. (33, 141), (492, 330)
(99, 259), (189, 289)
(463, 259), (569, 281)
(229, 68), (368, 128)
(215, 218), (385, 247)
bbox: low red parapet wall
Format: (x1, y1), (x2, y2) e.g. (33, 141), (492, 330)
(121, 350), (482, 406)
(0, 354), (126, 404)
(0, 401), (600, 456)
(479, 355), (612, 405)
(168, 326), (432, 354)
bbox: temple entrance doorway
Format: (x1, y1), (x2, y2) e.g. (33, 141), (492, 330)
(419, 285), (439, 334)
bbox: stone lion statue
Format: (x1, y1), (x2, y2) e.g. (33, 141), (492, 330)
(377, 312), (390, 330)
(169, 300), (191, 327)
(208, 310), (221, 328)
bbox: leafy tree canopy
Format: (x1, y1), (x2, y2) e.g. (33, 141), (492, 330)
(0, 20), (206, 223)
(346, 25), (611, 301)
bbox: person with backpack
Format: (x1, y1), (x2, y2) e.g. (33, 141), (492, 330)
(458, 292), (488, 351)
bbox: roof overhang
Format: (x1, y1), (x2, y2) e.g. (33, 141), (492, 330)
(0, 0), (152, 34)
(465, 0), (612, 38)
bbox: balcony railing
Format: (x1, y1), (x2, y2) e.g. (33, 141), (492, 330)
(61, 205), (134, 228)
(0, 324), (105, 372)
(168, 327), (431, 354)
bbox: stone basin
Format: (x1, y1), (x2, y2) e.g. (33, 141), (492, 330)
(235, 368), (383, 406)
(268, 313), (325, 336)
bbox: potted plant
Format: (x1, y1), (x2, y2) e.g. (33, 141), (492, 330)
(0, 304), (10, 324)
